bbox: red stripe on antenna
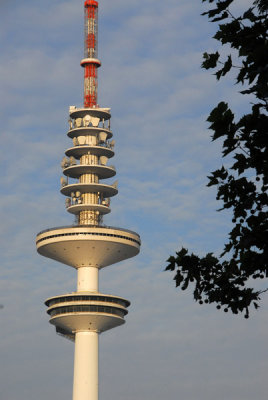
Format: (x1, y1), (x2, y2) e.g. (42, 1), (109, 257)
(82, 0), (99, 107)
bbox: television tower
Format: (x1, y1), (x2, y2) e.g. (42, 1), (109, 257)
(36, 1), (141, 400)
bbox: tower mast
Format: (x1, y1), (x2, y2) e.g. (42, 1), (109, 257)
(36, 2), (141, 400)
(81, 0), (100, 108)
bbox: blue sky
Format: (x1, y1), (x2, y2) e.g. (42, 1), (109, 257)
(1, 0), (267, 399)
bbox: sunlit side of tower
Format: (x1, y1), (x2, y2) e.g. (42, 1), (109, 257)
(36, 2), (141, 400)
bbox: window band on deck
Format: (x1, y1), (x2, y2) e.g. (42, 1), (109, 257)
(46, 295), (129, 308)
(36, 231), (141, 246)
(48, 304), (126, 318)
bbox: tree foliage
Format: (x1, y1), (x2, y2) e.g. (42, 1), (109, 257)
(166, 0), (268, 317)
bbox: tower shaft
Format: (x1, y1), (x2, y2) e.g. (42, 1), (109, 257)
(77, 266), (99, 292)
(73, 331), (99, 400)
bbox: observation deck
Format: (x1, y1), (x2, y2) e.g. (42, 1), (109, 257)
(45, 292), (130, 338)
(36, 225), (141, 268)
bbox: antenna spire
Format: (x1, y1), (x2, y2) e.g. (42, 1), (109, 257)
(81, 0), (101, 108)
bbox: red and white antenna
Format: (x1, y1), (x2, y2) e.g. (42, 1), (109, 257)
(81, 0), (101, 108)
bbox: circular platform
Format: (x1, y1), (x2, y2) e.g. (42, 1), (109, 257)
(67, 204), (111, 215)
(67, 127), (112, 140)
(63, 164), (116, 179)
(36, 225), (141, 268)
(46, 292), (130, 334)
(65, 145), (114, 159)
(69, 107), (111, 121)
(60, 183), (118, 198)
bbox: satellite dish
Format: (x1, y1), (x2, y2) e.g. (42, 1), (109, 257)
(112, 180), (118, 190)
(103, 198), (110, 207)
(73, 137), (78, 146)
(60, 177), (67, 187)
(91, 117), (100, 127)
(77, 136), (86, 145)
(99, 131), (107, 142)
(64, 157), (71, 168)
(65, 198), (71, 208)
(69, 156), (76, 165)
(61, 157), (67, 169)
(83, 115), (91, 126)
(76, 118), (82, 128)
(100, 156), (108, 165)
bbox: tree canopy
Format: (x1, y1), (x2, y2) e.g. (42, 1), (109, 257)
(166, 0), (268, 318)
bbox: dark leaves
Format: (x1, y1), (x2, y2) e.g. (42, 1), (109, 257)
(202, 52), (220, 69)
(207, 102), (236, 142)
(215, 55), (232, 80)
(202, 0), (234, 19)
(166, 0), (268, 317)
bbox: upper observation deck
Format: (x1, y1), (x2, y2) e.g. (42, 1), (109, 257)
(36, 225), (141, 268)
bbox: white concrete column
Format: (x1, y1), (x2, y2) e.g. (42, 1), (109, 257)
(73, 331), (99, 400)
(77, 266), (99, 292)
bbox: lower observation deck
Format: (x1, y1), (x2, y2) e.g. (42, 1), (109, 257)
(36, 225), (141, 268)
(45, 292), (130, 336)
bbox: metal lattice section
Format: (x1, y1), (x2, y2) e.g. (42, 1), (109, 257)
(84, 1), (98, 59)
(83, 0), (99, 108)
